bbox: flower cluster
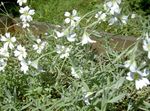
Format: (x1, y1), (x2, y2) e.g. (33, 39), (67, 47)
(55, 9), (96, 47)
(56, 45), (71, 59)
(124, 60), (150, 90)
(122, 32), (150, 90)
(95, 0), (129, 25)
(104, 0), (121, 15)
(0, 32), (48, 73)
(64, 9), (80, 27)
(0, 33), (16, 71)
(17, 0), (35, 28)
(95, 11), (107, 23)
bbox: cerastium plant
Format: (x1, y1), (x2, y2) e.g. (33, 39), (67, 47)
(0, 0), (149, 110)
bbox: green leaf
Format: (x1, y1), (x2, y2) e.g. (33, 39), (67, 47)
(113, 77), (125, 89)
(143, 101), (150, 108)
(108, 93), (126, 103)
(21, 102), (33, 111)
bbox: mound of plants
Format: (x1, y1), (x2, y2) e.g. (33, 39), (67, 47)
(0, 0), (149, 110)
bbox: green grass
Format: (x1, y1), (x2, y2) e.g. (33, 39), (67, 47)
(28, 0), (149, 37)
(29, 0), (101, 24)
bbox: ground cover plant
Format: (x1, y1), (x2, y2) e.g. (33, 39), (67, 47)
(0, 0), (150, 111)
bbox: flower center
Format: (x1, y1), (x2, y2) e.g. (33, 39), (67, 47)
(133, 72), (141, 80)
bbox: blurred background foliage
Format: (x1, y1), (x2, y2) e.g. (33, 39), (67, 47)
(27, 0), (150, 24)
(28, 0), (101, 24)
(0, 0), (150, 23)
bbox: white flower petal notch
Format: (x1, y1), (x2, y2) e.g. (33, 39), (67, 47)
(14, 45), (27, 61)
(17, 0), (27, 6)
(126, 69), (150, 90)
(1, 32), (16, 50)
(81, 32), (96, 46)
(56, 45), (71, 59)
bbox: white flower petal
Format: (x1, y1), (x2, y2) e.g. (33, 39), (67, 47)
(126, 72), (134, 81)
(20, 60), (28, 73)
(1, 36), (7, 41)
(67, 33), (76, 42)
(81, 33), (96, 45)
(55, 30), (64, 38)
(71, 67), (80, 79)
(64, 12), (70, 17)
(65, 18), (71, 24)
(148, 52), (150, 59)
(72, 9), (77, 16)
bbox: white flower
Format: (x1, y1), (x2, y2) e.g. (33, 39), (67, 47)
(143, 35), (150, 59)
(121, 15), (128, 24)
(108, 17), (118, 25)
(54, 30), (64, 38)
(131, 14), (136, 19)
(56, 45), (70, 59)
(71, 67), (82, 79)
(104, 0), (121, 15)
(19, 6), (35, 22)
(22, 21), (30, 28)
(17, 0), (27, 6)
(33, 39), (47, 54)
(1, 32), (16, 50)
(67, 33), (76, 42)
(126, 69), (150, 90)
(124, 60), (137, 72)
(20, 60), (29, 73)
(14, 45), (27, 61)
(82, 87), (93, 105)
(0, 47), (9, 57)
(95, 11), (107, 22)
(135, 78), (150, 90)
(64, 9), (80, 27)
(81, 32), (96, 45)
(0, 58), (7, 71)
